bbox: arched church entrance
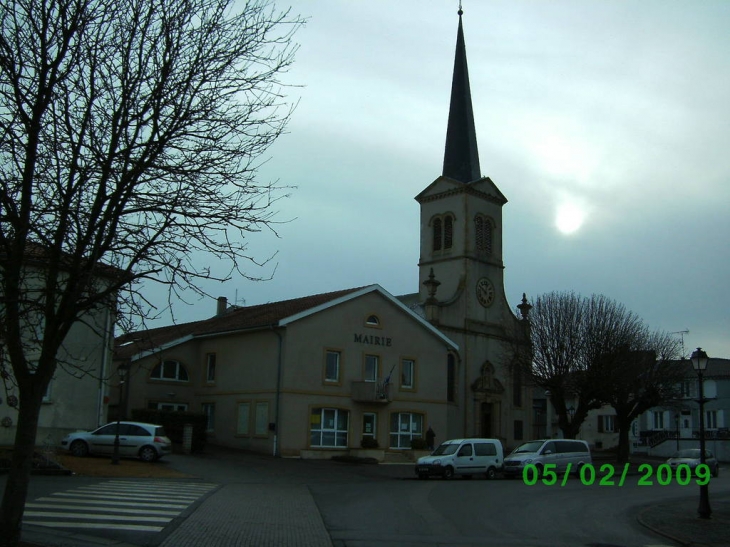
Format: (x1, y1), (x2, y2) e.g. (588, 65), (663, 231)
(472, 362), (504, 440)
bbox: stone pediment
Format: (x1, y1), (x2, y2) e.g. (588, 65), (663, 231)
(415, 176), (507, 206)
(471, 361), (505, 394)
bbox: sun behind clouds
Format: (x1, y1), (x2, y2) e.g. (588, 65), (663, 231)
(555, 201), (586, 234)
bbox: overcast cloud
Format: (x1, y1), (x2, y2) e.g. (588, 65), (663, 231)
(141, 1), (730, 359)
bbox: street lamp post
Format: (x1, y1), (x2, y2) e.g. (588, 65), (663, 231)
(675, 413), (680, 450)
(111, 363), (129, 465)
(690, 347), (711, 519)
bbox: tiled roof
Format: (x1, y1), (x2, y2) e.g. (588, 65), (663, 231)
(682, 358), (730, 379)
(1, 240), (127, 279)
(115, 287), (365, 360)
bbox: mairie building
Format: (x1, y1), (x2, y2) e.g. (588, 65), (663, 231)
(115, 10), (533, 458)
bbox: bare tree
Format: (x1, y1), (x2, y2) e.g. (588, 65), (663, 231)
(514, 292), (682, 447)
(513, 291), (603, 439)
(594, 333), (684, 463)
(0, 0), (302, 544)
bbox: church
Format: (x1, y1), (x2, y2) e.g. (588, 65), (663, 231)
(115, 9), (533, 458)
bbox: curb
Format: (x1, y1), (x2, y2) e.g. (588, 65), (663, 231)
(636, 506), (690, 547)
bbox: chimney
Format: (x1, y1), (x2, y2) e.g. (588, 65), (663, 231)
(216, 296), (227, 316)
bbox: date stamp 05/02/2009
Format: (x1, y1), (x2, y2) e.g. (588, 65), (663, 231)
(522, 462), (713, 487)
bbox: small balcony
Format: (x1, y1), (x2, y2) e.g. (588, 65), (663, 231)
(351, 380), (391, 404)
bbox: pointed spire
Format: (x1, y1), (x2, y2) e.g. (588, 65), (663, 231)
(442, 7), (481, 183)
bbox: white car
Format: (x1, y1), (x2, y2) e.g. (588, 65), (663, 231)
(61, 421), (172, 462)
(415, 438), (504, 479)
(667, 448), (719, 478)
(503, 439), (592, 479)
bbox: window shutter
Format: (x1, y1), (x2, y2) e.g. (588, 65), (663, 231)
(597, 415), (604, 433)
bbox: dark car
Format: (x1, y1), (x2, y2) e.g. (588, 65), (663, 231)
(60, 421), (172, 462)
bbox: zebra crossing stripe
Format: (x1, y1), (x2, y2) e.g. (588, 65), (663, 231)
(77, 484), (212, 493)
(51, 492), (197, 502)
(23, 521), (165, 532)
(100, 481), (217, 493)
(23, 512), (171, 522)
(26, 503), (179, 516)
(33, 496), (187, 509)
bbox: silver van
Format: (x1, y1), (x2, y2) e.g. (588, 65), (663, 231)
(415, 438), (503, 479)
(502, 439), (591, 479)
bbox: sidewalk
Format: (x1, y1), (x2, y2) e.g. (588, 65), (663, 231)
(637, 495), (730, 547)
(20, 446), (334, 547)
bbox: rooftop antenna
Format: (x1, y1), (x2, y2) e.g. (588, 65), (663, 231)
(234, 289), (246, 307)
(671, 329), (690, 358)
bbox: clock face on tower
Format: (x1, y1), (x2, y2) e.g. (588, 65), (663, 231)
(476, 277), (495, 307)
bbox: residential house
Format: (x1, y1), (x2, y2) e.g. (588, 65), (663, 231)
(0, 245), (116, 446)
(632, 358), (730, 460)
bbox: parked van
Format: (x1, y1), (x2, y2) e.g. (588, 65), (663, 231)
(502, 439), (592, 479)
(415, 438), (503, 479)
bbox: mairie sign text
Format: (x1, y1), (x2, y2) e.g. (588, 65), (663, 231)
(354, 333), (392, 347)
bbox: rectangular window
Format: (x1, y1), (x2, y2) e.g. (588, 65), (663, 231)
(202, 403), (215, 432)
(513, 420), (523, 440)
(401, 359), (414, 389)
(206, 353), (216, 383)
(362, 413), (377, 440)
(389, 412), (423, 449)
(652, 411), (664, 430)
(325, 350), (340, 383)
(681, 381), (692, 398)
(603, 415), (615, 433)
(310, 408), (349, 447)
(706, 410), (718, 429)
(513, 368), (522, 407)
(42, 380), (52, 403)
(237, 402), (250, 435)
(447, 355), (455, 403)
(150, 402), (188, 411)
(255, 402), (269, 436)
(365, 355), (378, 382)
(152, 360), (189, 381)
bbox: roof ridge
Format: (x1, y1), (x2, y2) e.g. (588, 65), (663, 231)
(114, 286), (372, 359)
(225, 285), (370, 313)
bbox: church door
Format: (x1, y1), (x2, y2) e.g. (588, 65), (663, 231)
(481, 403), (492, 437)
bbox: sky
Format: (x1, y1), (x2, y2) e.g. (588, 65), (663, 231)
(143, 0), (730, 359)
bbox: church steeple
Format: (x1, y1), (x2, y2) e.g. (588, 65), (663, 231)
(442, 8), (481, 184)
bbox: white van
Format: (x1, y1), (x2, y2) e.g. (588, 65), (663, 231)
(415, 438), (503, 479)
(502, 439), (592, 479)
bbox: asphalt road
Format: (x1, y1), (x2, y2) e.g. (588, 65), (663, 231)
(10, 450), (730, 547)
(313, 474), (724, 546)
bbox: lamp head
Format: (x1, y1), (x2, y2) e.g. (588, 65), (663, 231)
(690, 347), (709, 372)
(117, 362), (130, 380)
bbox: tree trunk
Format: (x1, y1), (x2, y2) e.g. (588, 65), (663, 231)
(0, 385), (44, 547)
(559, 425), (577, 439)
(616, 418), (632, 464)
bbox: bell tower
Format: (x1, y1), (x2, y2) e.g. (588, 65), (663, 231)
(414, 8), (529, 445)
(416, 8), (508, 324)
